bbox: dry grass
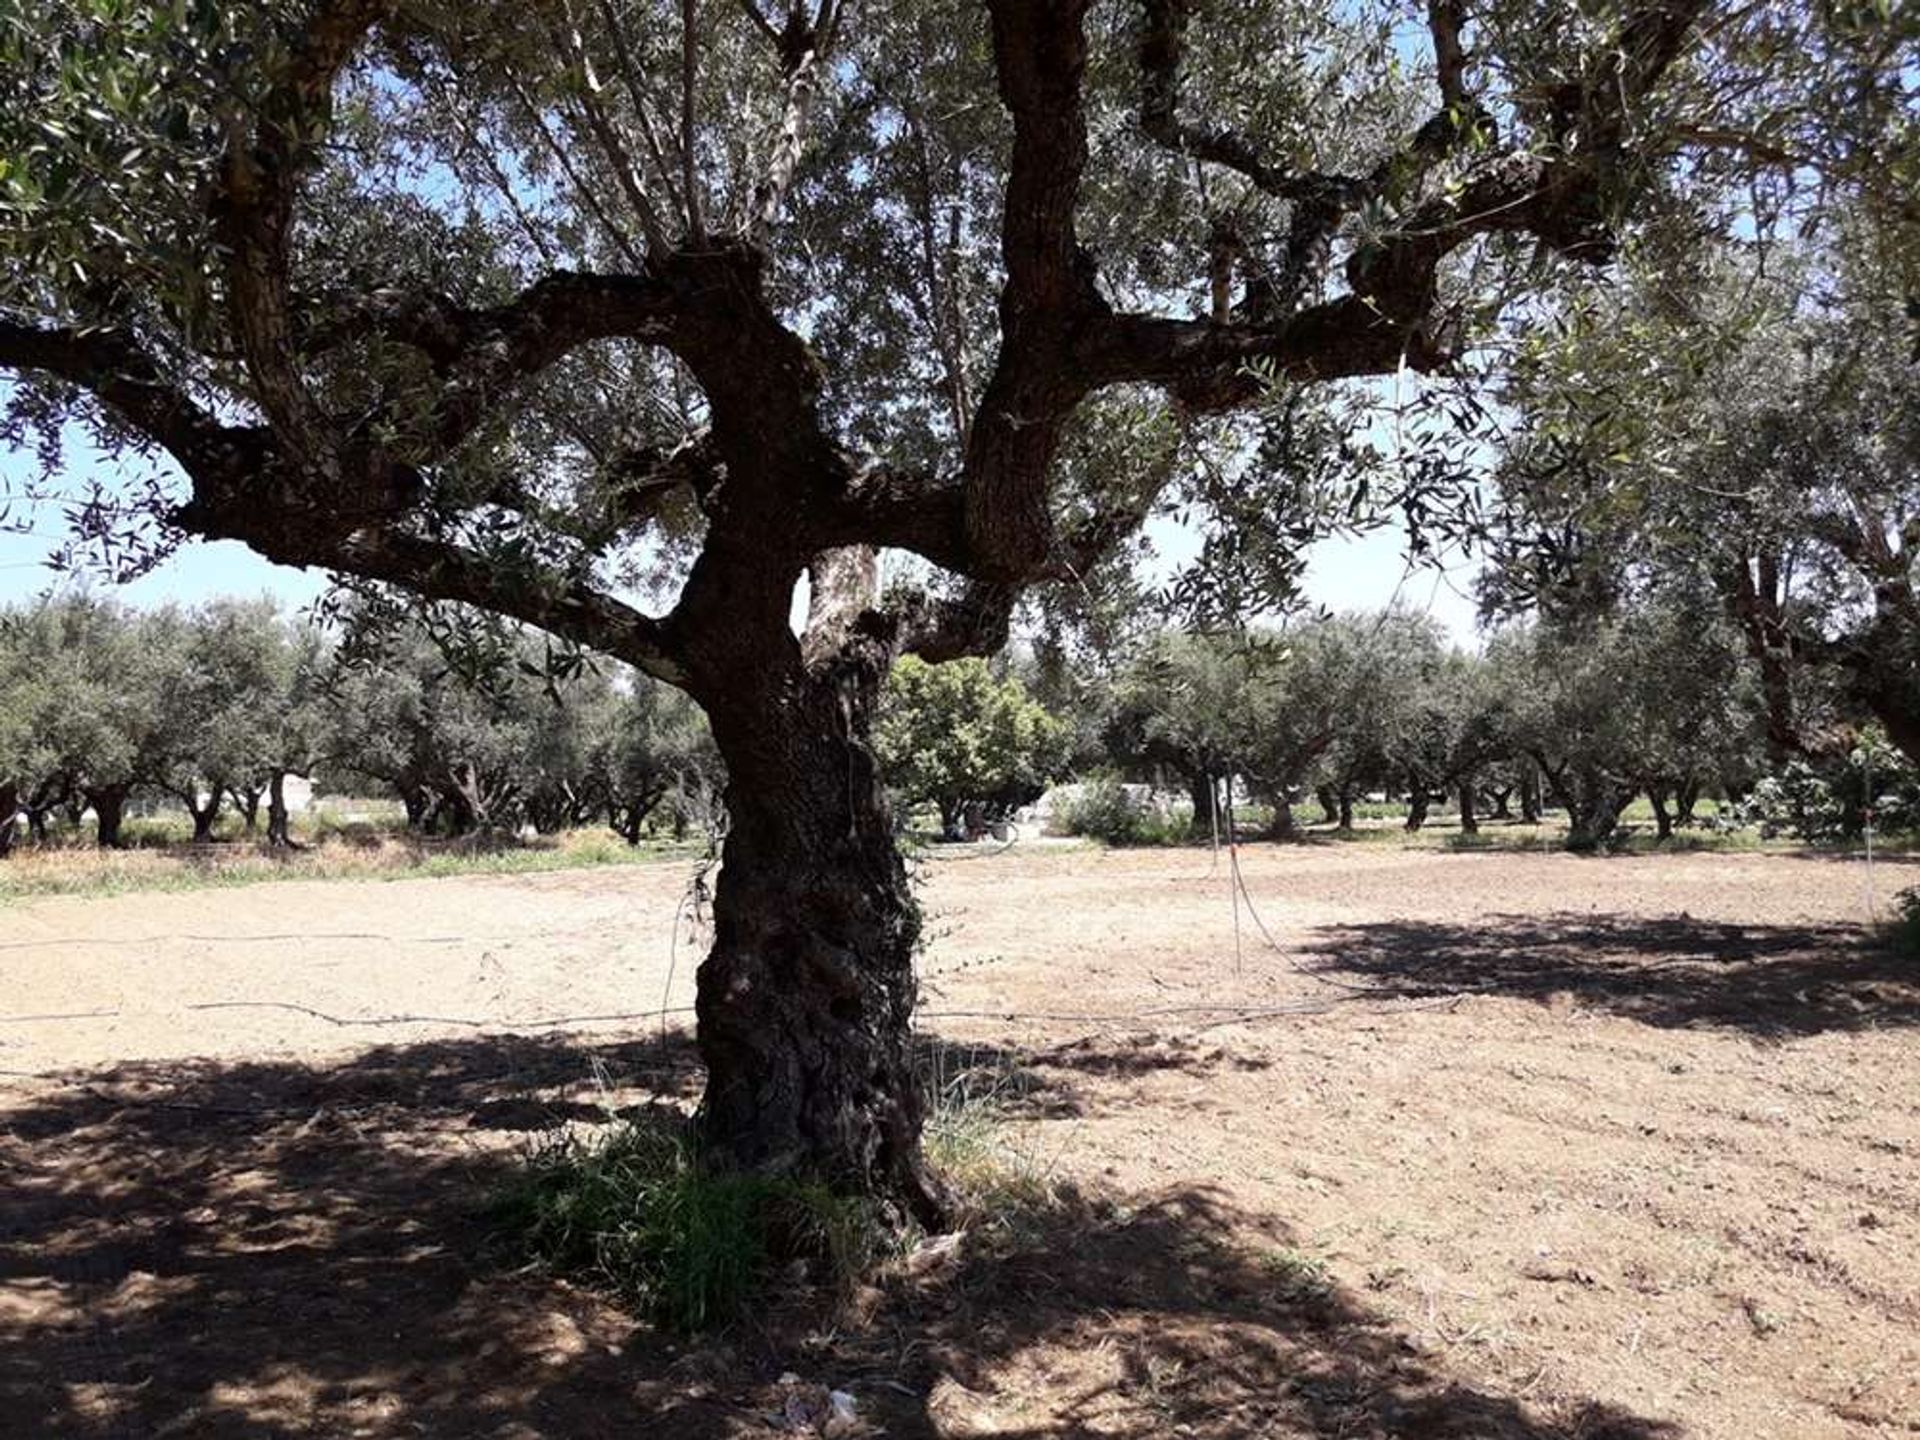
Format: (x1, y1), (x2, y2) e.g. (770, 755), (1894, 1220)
(0, 825), (686, 901)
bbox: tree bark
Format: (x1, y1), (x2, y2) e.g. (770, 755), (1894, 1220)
(1338, 789), (1354, 831)
(1541, 760), (1627, 852)
(1404, 782), (1430, 831)
(0, 781), (17, 858)
(183, 786), (223, 843)
(1267, 794), (1297, 841)
(266, 770), (296, 847)
(1187, 770), (1217, 840)
(692, 667), (945, 1229)
(1487, 785), (1513, 820)
(1648, 785), (1674, 840)
(1316, 785), (1339, 826)
(1675, 778), (1700, 826)
(1519, 766), (1543, 824)
(87, 785), (130, 848)
(231, 785), (263, 832)
(1457, 781), (1477, 834)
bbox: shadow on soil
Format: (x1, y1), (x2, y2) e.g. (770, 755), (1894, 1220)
(1303, 911), (1920, 1037)
(0, 1030), (1679, 1439)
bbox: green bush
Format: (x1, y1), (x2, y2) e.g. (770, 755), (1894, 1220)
(1733, 732), (1918, 841)
(491, 1115), (874, 1332)
(1050, 777), (1187, 846)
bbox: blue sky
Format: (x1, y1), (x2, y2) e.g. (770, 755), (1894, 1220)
(0, 488), (1482, 644)
(1, 400), (1482, 644)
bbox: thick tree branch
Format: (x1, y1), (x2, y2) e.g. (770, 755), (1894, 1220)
(1102, 0), (1712, 407)
(1428, 0), (1470, 111)
(0, 318), (682, 680)
(0, 319), (254, 480)
(321, 528), (683, 680)
(895, 580), (1019, 664)
(213, 0), (393, 486)
(1137, 0), (1346, 202)
(747, 4), (839, 240)
(962, 0), (1102, 582)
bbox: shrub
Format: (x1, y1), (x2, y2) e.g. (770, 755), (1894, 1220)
(1732, 735), (1919, 842)
(1050, 777), (1187, 846)
(491, 1114), (874, 1332)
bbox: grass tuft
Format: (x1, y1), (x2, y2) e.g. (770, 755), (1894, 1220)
(920, 1044), (1063, 1226)
(490, 1113), (875, 1333)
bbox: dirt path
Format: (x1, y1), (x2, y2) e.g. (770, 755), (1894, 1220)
(3, 843), (1916, 1438)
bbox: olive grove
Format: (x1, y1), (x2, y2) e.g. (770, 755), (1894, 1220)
(2, 0), (1909, 1215)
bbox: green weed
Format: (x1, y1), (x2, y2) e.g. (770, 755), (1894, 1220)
(491, 1114), (875, 1333)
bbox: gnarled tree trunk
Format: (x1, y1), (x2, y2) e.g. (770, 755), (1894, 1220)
(682, 546), (947, 1229)
(231, 784), (263, 832)
(182, 785), (223, 843)
(1457, 781), (1477, 834)
(1648, 784), (1675, 840)
(1267, 793), (1298, 840)
(692, 663), (943, 1228)
(1675, 778), (1700, 825)
(1519, 766), (1543, 824)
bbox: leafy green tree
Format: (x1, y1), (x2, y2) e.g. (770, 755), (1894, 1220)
(875, 656), (1068, 836)
(2, 599), (183, 847)
(1103, 629), (1269, 834)
(1497, 590), (1752, 847)
(3, 0), (1901, 1211)
(1306, 612), (1451, 831)
(153, 598), (296, 841)
(592, 675), (723, 845)
(320, 621), (542, 834)
(1487, 234), (1919, 765)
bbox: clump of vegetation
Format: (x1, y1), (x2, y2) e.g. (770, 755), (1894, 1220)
(875, 656), (1071, 839)
(920, 1047), (1060, 1224)
(492, 1116), (875, 1333)
(1732, 735), (1919, 843)
(1051, 777), (1189, 847)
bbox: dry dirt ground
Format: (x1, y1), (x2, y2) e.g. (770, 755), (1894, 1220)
(2, 841), (1916, 1439)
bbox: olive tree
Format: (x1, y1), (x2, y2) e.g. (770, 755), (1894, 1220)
(1485, 235), (1919, 765)
(1496, 590), (1751, 847)
(593, 674), (723, 845)
(155, 598), (295, 841)
(1, 0), (1896, 1215)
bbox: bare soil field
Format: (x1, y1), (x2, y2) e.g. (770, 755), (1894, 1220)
(3, 842), (1916, 1438)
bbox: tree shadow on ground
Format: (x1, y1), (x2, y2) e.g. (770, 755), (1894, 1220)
(1, 1029), (1677, 1439)
(1302, 912), (1920, 1037)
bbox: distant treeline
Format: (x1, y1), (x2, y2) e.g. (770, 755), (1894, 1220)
(4, 588), (1912, 856)
(0, 595), (718, 852)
